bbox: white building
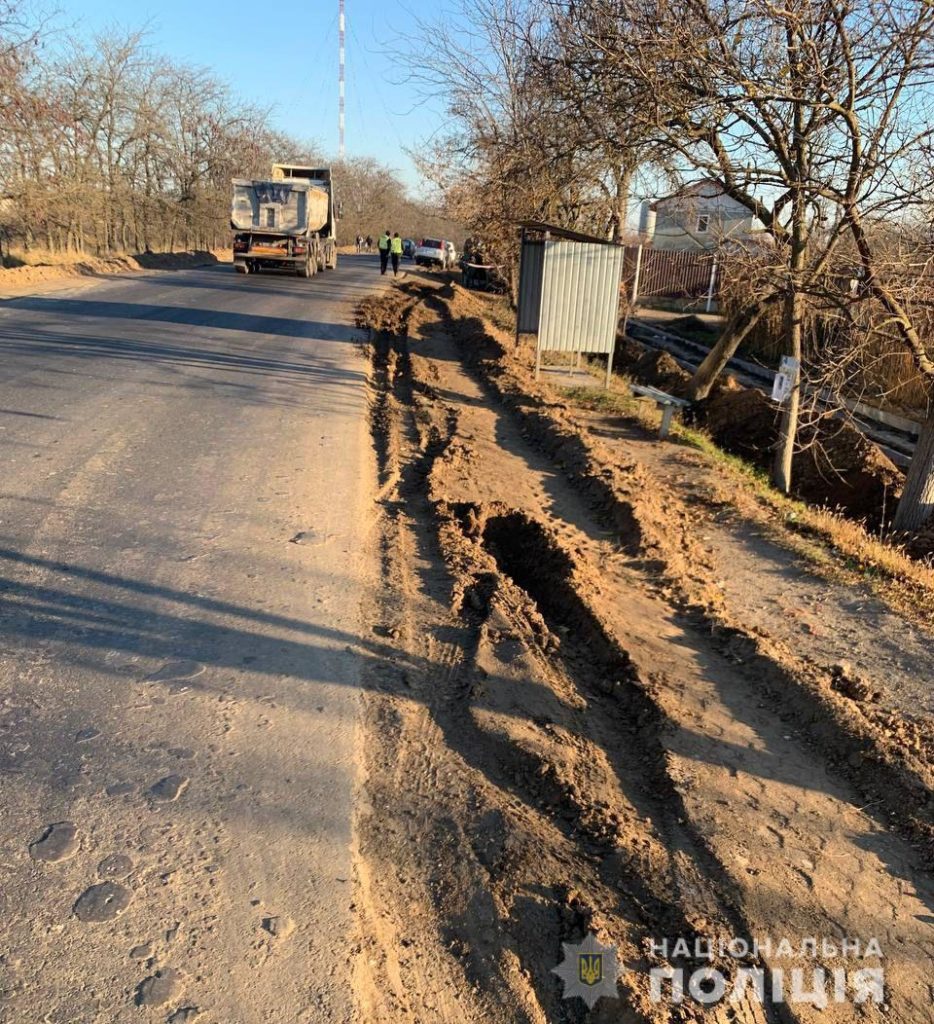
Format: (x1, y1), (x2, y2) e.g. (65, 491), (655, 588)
(646, 179), (763, 251)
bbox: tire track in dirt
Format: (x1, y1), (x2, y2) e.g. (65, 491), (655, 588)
(355, 312), (689, 1023)
(422, 279), (934, 859)
(352, 284), (933, 1023)
(408, 349), (931, 1022)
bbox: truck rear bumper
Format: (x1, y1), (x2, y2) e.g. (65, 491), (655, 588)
(235, 254), (306, 266)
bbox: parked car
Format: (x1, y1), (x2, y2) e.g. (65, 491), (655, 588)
(402, 238), (416, 259)
(415, 238), (456, 270)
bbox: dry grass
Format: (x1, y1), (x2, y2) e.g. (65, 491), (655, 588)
(560, 380), (662, 435)
(4, 250), (81, 268)
(559, 379), (934, 621)
(1, 247), (231, 269)
(4, 248), (130, 267)
(719, 273), (932, 415)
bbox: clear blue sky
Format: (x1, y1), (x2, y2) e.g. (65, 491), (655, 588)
(56, 0), (449, 193)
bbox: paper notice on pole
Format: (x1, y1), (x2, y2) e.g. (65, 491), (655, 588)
(771, 356), (800, 403)
(772, 371), (792, 402)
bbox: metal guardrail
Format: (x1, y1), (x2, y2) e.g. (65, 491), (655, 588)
(627, 316), (921, 468)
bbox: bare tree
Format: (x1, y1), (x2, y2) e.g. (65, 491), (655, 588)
(552, 0), (934, 519)
(407, 0), (659, 291)
(0, 26), (315, 256)
(0, 15), (452, 267)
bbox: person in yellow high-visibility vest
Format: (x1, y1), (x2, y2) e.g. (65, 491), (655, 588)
(390, 232), (404, 276)
(377, 230), (391, 275)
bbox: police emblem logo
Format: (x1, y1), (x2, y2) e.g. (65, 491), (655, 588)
(579, 952), (603, 986)
(552, 932), (621, 1009)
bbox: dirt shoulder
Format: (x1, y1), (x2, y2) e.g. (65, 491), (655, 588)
(566, 400), (934, 719)
(0, 250), (228, 298)
(432, 279), (933, 815)
(351, 277), (933, 1023)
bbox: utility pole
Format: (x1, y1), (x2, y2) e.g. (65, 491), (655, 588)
(338, 0), (346, 160)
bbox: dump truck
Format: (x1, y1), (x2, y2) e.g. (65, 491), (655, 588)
(231, 165), (338, 277)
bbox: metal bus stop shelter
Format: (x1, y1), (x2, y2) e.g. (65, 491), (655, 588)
(516, 222), (626, 389)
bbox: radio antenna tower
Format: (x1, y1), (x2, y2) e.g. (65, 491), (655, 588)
(338, 0), (346, 159)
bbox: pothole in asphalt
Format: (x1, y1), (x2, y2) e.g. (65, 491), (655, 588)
(73, 882), (132, 922)
(105, 781), (135, 797)
(148, 774), (189, 802)
(97, 853), (133, 879)
(135, 967), (182, 1006)
(145, 661), (205, 683)
(29, 822), (79, 863)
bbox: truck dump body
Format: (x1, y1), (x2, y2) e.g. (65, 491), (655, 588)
(271, 165), (333, 186)
(271, 166), (337, 239)
(230, 179), (330, 235)
(230, 163), (337, 279)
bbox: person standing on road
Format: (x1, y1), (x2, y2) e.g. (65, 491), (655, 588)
(355, 234), (363, 253)
(378, 230), (391, 275)
(365, 234), (373, 253)
(390, 232), (403, 277)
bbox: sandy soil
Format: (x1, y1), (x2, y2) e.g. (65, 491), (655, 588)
(570, 409), (934, 720)
(0, 251), (228, 297)
(352, 277), (933, 1023)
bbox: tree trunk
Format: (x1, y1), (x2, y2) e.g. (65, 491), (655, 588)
(893, 410), (934, 531)
(610, 163), (633, 244)
(687, 299), (771, 400)
(772, 286), (803, 494)
(773, 49), (809, 496)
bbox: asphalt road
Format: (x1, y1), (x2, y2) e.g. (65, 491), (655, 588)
(0, 256), (385, 1022)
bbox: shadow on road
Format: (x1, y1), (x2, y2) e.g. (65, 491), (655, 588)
(0, 323), (366, 405)
(117, 258), (387, 300)
(4, 296), (358, 341)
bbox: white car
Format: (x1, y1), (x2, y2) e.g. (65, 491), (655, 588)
(415, 238), (457, 269)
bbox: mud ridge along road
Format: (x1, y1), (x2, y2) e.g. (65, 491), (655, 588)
(353, 276), (933, 1024)
(0, 255), (388, 1022)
